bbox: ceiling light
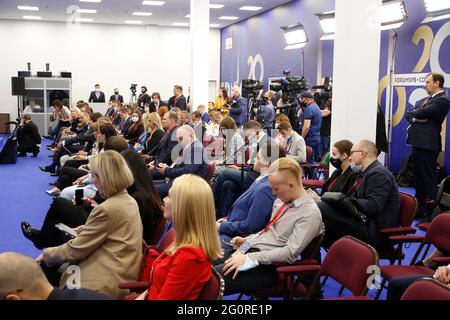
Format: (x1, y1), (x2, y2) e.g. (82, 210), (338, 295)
(142, 1), (165, 5)
(381, 0), (408, 29)
(320, 34), (335, 41)
(23, 15), (42, 20)
(239, 6), (263, 11)
(79, 0), (101, 2)
(133, 12), (152, 16)
(424, 0), (450, 12)
(210, 4), (225, 9)
(172, 22), (189, 27)
(210, 24), (220, 28)
(75, 18), (93, 22)
(125, 20), (143, 24)
(219, 16), (239, 20)
(185, 14), (190, 18)
(281, 23), (308, 50)
(422, 0), (450, 23)
(77, 9), (97, 14)
(17, 6), (39, 11)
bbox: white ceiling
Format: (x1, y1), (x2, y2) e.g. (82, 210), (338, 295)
(0, 0), (295, 28)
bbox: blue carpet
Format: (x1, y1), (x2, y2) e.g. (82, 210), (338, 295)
(0, 137), (430, 300)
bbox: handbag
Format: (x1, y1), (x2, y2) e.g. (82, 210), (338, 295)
(321, 192), (368, 224)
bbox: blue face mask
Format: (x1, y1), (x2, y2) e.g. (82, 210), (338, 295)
(350, 162), (363, 173)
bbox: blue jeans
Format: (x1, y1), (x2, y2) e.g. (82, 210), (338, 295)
(318, 135), (330, 160)
(306, 139), (321, 163)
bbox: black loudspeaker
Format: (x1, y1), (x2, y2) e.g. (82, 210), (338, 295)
(18, 71), (31, 77)
(37, 71), (52, 77)
(0, 136), (17, 164)
(60, 72), (72, 78)
(11, 77), (25, 96)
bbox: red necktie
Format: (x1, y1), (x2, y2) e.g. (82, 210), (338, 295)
(421, 96), (431, 108)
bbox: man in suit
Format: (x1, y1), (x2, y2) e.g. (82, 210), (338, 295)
(0, 252), (111, 300)
(110, 88), (124, 103)
(153, 125), (209, 198)
(117, 106), (132, 134)
(148, 92), (162, 113)
(168, 85), (187, 111)
(216, 142), (286, 248)
(406, 73), (450, 221)
(145, 110), (180, 178)
(88, 84), (106, 103)
(17, 114), (41, 157)
(318, 140), (400, 251)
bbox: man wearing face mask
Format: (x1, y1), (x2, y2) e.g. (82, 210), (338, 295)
(110, 88), (124, 103)
(138, 86), (151, 112)
(317, 140), (400, 251)
(88, 84), (106, 103)
(299, 91), (322, 163)
(277, 121), (306, 164)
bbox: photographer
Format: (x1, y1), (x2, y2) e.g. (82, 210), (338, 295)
(17, 114), (41, 157)
(137, 86), (151, 112)
(255, 90), (275, 130)
(227, 86), (246, 128)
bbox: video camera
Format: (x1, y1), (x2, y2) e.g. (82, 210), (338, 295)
(312, 77), (332, 107)
(269, 70), (309, 100)
(130, 84), (138, 93)
(242, 79), (264, 99)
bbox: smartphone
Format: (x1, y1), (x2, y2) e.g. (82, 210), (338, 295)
(222, 239), (234, 247)
(75, 188), (84, 206)
(55, 223), (79, 238)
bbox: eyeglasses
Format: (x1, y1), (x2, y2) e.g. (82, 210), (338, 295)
(350, 150), (367, 156)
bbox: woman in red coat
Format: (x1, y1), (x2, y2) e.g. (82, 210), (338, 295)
(138, 174), (223, 300)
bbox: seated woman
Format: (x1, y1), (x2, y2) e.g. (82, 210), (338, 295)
(137, 175), (222, 300)
(139, 112), (165, 154)
(46, 122), (117, 196)
(310, 139), (359, 200)
(121, 150), (164, 245)
(35, 150), (143, 299)
(124, 110), (144, 144)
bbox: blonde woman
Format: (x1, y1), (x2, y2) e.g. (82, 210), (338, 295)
(139, 112), (165, 154)
(36, 151), (143, 299)
(139, 174), (222, 300)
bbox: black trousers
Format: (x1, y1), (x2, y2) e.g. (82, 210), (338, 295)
(18, 144), (39, 154)
(64, 159), (89, 168)
(387, 275), (429, 300)
(55, 167), (87, 191)
(412, 147), (439, 211)
(35, 198), (90, 249)
(317, 200), (370, 249)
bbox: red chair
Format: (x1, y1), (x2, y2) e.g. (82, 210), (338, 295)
(378, 192), (418, 265)
(242, 233), (324, 300)
(198, 267), (225, 300)
(302, 152), (330, 189)
(278, 236), (379, 300)
(401, 278), (450, 300)
(374, 213), (450, 299)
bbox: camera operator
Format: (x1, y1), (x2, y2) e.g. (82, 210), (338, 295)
(227, 86), (247, 128)
(17, 114), (41, 157)
(137, 86), (151, 113)
(299, 91), (322, 163)
(318, 92), (332, 160)
(255, 90), (275, 130)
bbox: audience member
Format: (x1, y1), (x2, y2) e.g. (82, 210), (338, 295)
(277, 121), (306, 164)
(17, 114), (41, 157)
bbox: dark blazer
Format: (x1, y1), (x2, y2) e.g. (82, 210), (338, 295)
(352, 160), (400, 248)
(17, 121), (41, 146)
(406, 91), (450, 152)
(138, 93), (151, 110)
(219, 175), (276, 239)
(69, 118), (81, 133)
(65, 124), (94, 147)
(124, 123), (145, 144)
(320, 167), (359, 196)
(229, 95), (247, 127)
(88, 91), (106, 103)
(142, 129), (165, 154)
(168, 95), (187, 111)
(148, 101), (168, 113)
(118, 117), (133, 134)
(150, 126), (179, 166)
(110, 94), (124, 103)
(164, 139), (209, 180)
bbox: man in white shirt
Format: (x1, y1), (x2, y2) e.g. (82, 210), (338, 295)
(216, 157), (324, 295)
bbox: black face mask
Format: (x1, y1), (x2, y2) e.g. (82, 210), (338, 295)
(329, 157), (342, 169)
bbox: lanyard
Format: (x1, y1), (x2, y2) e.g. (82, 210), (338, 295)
(349, 177), (363, 195)
(258, 203), (290, 236)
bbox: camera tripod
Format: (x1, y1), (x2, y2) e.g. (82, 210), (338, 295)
(129, 90), (137, 104)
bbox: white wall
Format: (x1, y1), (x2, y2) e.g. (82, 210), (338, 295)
(0, 20), (221, 118)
